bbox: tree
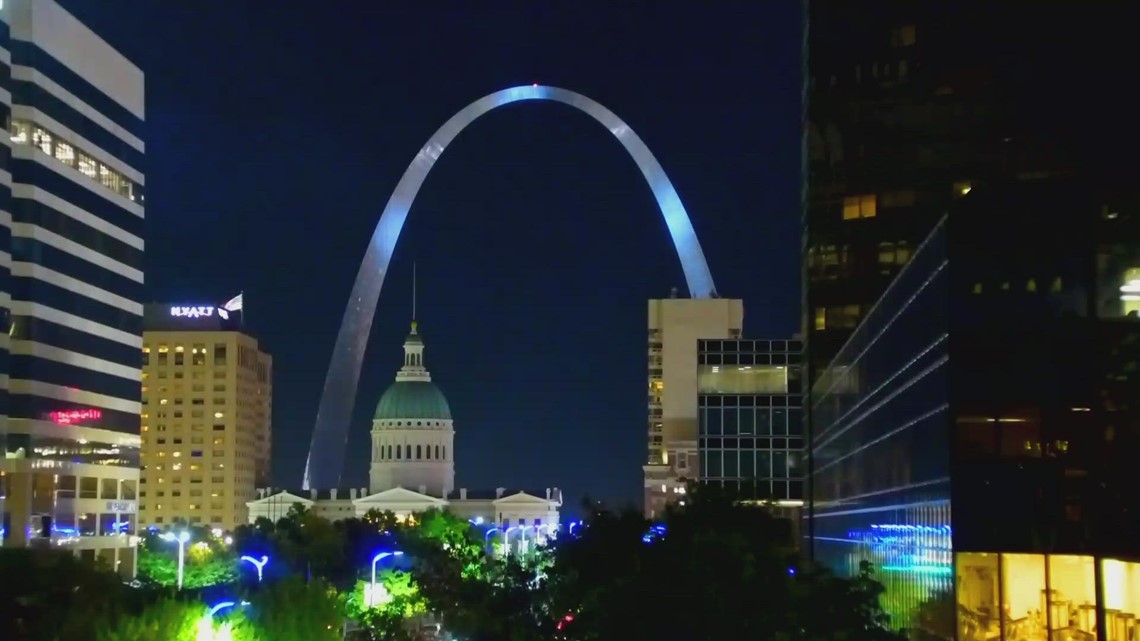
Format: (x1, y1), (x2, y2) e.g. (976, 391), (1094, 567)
(242, 576), (345, 641)
(94, 598), (205, 641)
(0, 549), (134, 641)
(136, 529), (238, 589)
(543, 484), (907, 641)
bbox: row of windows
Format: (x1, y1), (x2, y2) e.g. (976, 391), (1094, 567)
(700, 449), (800, 480)
(698, 339), (803, 354)
(701, 436), (805, 449)
(693, 403), (802, 433)
(140, 489), (227, 498)
(145, 516), (233, 526)
(143, 436), (225, 446)
(807, 241), (912, 281)
(377, 444), (448, 461)
(7, 435), (140, 469)
(140, 503), (229, 511)
(143, 344), (227, 367)
(699, 351), (801, 366)
(814, 304), (861, 331)
(144, 462), (227, 471)
(140, 475), (228, 485)
(702, 478), (802, 501)
(699, 395), (802, 408)
(10, 119), (143, 203)
(837, 183), (970, 221)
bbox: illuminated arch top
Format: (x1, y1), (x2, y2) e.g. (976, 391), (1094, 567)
(304, 85), (718, 489)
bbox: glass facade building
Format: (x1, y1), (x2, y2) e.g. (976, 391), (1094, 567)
(810, 178), (1140, 640)
(0, 1), (145, 576)
(698, 338), (804, 503)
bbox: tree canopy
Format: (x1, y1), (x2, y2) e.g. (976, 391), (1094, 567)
(6, 486), (907, 641)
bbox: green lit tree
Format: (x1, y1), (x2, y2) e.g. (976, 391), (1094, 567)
(135, 529), (238, 589)
(94, 598), (206, 641)
(242, 576), (345, 641)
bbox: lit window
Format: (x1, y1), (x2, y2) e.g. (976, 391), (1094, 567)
(76, 152), (98, 177)
(842, 194), (877, 220)
(33, 127), (52, 154)
(891, 24), (917, 47)
(213, 412), (224, 419)
(54, 140), (76, 166)
(814, 307), (827, 331)
(10, 120), (31, 144)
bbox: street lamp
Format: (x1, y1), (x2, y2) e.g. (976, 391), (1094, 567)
(159, 530), (191, 590)
(199, 600), (247, 641)
(240, 554), (269, 583)
(569, 521), (581, 535)
(368, 551), (404, 607)
(504, 525), (520, 556)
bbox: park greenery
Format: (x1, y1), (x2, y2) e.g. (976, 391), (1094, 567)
(2, 485), (907, 641)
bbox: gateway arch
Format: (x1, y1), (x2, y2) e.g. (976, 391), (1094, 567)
(304, 85), (718, 489)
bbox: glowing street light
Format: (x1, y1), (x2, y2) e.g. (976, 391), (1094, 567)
(199, 600), (247, 641)
(240, 554), (269, 583)
(159, 530), (191, 589)
(368, 551), (404, 607)
(569, 521), (581, 535)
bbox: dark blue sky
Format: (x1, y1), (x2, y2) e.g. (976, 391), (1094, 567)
(66, 1), (803, 511)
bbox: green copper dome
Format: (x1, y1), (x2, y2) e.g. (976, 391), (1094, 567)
(374, 381), (451, 421)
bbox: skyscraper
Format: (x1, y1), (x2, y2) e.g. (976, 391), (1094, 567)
(643, 295), (743, 518)
(139, 302), (271, 532)
(1, 0), (145, 575)
(810, 175), (1140, 636)
(804, 1), (1131, 379)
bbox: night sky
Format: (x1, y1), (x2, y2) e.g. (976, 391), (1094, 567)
(65, 1), (803, 512)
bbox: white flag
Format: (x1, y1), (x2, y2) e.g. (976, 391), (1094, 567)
(222, 293), (243, 312)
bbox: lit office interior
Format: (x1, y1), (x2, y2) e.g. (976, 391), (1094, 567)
(957, 553), (1140, 641)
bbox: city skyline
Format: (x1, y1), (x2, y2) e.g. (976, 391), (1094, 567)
(64, 1), (804, 509)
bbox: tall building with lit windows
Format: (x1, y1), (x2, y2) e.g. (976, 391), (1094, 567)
(810, 175), (1140, 638)
(0, 0), (145, 576)
(804, 2), (1134, 381)
(140, 302), (271, 532)
(643, 294), (742, 519)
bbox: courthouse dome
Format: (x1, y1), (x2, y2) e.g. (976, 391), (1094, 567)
(374, 381), (452, 421)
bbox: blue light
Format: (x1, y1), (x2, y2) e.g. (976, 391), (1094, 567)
(881, 564), (952, 576)
(303, 85), (719, 489)
(788, 567), (796, 576)
(208, 601), (237, 617)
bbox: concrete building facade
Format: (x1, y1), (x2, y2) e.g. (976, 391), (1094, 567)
(139, 301), (271, 531)
(643, 295), (743, 518)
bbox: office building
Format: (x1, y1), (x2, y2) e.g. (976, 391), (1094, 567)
(249, 319), (561, 555)
(804, 1), (1132, 379)
(643, 294), (743, 518)
(697, 337), (803, 509)
(0, 0), (145, 576)
(140, 301), (271, 532)
(810, 176), (1140, 638)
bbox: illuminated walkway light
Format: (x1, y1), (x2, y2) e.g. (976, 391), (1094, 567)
(240, 554), (269, 583)
(303, 85), (720, 489)
(159, 531), (191, 590)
